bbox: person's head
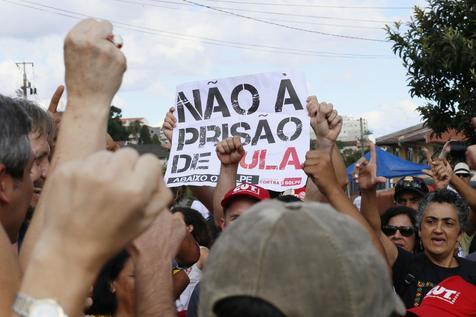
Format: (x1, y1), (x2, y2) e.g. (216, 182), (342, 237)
(394, 176), (429, 210)
(86, 250), (132, 316)
(466, 144), (476, 170)
(220, 183), (270, 229)
(171, 206), (212, 248)
(454, 162), (472, 184)
(19, 100), (53, 207)
(381, 206), (419, 253)
(200, 200), (405, 317)
(416, 189), (469, 262)
(0, 95), (33, 242)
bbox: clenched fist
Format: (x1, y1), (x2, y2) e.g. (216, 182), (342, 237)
(64, 19), (127, 106)
(41, 148), (172, 269)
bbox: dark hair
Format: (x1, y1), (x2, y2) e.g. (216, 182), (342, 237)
(417, 189), (469, 229)
(19, 99), (54, 143)
(381, 206), (417, 227)
(85, 250), (130, 315)
(381, 206), (421, 253)
(0, 95), (32, 179)
(213, 296), (286, 317)
(171, 207), (212, 248)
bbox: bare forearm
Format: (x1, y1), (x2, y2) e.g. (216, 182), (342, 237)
(325, 187), (388, 265)
(450, 175), (476, 210)
(134, 255), (177, 317)
(15, 237), (96, 317)
(213, 164), (238, 225)
(360, 189), (381, 233)
(20, 98), (110, 269)
(332, 146), (348, 189)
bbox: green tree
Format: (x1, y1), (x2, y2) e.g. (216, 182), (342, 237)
(107, 106), (129, 141)
(386, 0), (476, 136)
(139, 125), (152, 144)
(151, 134), (161, 144)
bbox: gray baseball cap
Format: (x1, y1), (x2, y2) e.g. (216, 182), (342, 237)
(200, 200), (405, 317)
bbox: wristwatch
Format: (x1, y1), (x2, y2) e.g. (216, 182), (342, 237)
(13, 293), (69, 317)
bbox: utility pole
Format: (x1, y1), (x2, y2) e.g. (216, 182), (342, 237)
(15, 62), (35, 99)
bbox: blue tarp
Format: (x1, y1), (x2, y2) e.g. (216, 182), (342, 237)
(346, 147), (430, 179)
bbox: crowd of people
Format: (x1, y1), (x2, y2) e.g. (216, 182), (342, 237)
(1, 18), (476, 317)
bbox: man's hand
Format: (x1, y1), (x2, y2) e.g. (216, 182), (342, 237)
(64, 19), (127, 106)
(129, 210), (187, 261)
(353, 142), (386, 191)
(422, 148), (451, 190)
(162, 107), (176, 149)
(216, 136), (245, 166)
(303, 148), (339, 196)
(307, 96), (342, 149)
(40, 148), (172, 269)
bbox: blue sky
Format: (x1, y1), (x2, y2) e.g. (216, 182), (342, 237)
(0, 0), (427, 137)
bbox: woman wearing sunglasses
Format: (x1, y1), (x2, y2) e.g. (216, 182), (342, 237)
(381, 206), (421, 253)
(354, 144), (476, 309)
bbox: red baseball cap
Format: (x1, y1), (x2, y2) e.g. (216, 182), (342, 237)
(407, 276), (476, 317)
(221, 183), (270, 209)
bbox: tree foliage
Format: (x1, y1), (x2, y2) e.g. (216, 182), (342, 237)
(107, 106), (129, 141)
(386, 0), (476, 136)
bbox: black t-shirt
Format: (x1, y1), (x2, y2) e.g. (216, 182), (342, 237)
(393, 247), (476, 308)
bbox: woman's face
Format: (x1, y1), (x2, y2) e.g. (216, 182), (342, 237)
(385, 214), (416, 252)
(420, 202), (460, 261)
(113, 258), (135, 313)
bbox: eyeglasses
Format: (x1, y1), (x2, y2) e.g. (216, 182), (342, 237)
(382, 225), (415, 237)
(456, 174), (471, 179)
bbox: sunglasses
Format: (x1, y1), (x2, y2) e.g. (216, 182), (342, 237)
(382, 225), (415, 237)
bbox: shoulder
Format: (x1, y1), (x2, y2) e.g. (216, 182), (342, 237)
(457, 257), (476, 283)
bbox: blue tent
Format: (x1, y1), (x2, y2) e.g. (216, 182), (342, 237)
(346, 147), (430, 179)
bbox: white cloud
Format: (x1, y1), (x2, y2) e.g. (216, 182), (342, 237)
(0, 0), (423, 129)
(361, 99), (423, 137)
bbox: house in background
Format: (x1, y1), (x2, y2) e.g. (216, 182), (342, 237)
(376, 123), (466, 164)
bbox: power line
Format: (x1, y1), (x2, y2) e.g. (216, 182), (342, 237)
(1, 0), (394, 58)
(181, 0), (387, 41)
(148, 0), (397, 23)
(112, 0), (386, 30)
(197, 0), (413, 10)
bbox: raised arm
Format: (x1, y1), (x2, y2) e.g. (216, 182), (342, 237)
(14, 146), (172, 317)
(303, 107), (388, 268)
(304, 96), (348, 202)
(212, 136), (244, 227)
(430, 158), (476, 234)
(130, 210), (187, 317)
(19, 19), (127, 270)
(353, 142), (398, 265)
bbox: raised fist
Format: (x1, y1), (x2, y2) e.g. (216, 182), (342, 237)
(64, 19), (127, 106)
(216, 136), (245, 166)
(307, 96), (342, 146)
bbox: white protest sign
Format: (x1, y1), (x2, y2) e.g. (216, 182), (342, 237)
(164, 72), (310, 192)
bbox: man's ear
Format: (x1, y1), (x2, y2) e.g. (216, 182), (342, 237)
(0, 164), (10, 204)
(219, 217), (225, 231)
